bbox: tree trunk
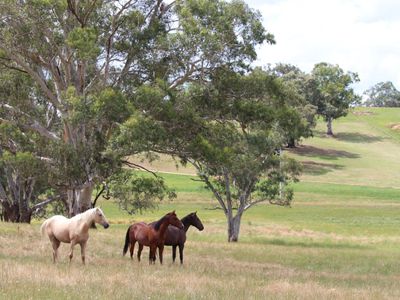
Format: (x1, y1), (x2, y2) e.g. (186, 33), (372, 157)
(19, 190), (32, 223)
(2, 202), (19, 222)
(287, 137), (296, 148)
(326, 117), (334, 136)
(227, 214), (242, 242)
(67, 184), (94, 217)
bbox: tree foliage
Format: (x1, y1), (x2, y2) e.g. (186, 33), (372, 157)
(112, 68), (302, 242)
(0, 0), (273, 220)
(268, 63), (317, 147)
(364, 81), (400, 107)
(310, 62), (360, 136)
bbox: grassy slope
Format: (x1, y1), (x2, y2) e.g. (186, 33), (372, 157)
(1, 107), (400, 299)
(292, 107), (400, 187)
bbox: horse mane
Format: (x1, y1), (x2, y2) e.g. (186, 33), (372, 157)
(181, 214), (192, 226)
(71, 207), (96, 221)
(153, 214), (168, 231)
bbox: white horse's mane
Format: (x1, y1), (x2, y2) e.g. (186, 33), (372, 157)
(71, 207), (100, 221)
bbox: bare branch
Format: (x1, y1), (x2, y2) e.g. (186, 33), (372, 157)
(31, 194), (63, 214)
(121, 160), (160, 178)
(6, 52), (60, 109)
(0, 104), (60, 141)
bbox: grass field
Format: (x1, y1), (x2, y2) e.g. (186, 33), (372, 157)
(1, 107), (400, 299)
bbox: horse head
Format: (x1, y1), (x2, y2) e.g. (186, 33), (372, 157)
(167, 211), (184, 229)
(189, 211), (204, 231)
(94, 207), (110, 229)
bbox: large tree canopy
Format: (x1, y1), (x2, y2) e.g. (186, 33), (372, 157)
(0, 0), (272, 220)
(112, 68), (302, 242)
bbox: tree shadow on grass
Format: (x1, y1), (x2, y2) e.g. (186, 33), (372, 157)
(253, 238), (368, 250)
(301, 161), (344, 176)
(335, 132), (384, 143)
(289, 145), (360, 160)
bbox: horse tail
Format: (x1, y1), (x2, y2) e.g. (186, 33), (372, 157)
(123, 225), (131, 256)
(40, 219), (48, 237)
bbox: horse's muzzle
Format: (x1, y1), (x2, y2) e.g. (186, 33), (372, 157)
(103, 223), (110, 229)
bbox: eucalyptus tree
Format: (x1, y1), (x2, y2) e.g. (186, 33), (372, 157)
(364, 81), (400, 107)
(269, 63), (317, 147)
(113, 68), (302, 242)
(310, 62), (360, 136)
(0, 64), (70, 222)
(0, 0), (270, 216)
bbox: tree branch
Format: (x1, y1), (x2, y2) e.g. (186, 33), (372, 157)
(121, 160), (159, 178)
(31, 194), (63, 213)
(189, 160), (228, 214)
(0, 104), (60, 141)
(6, 52), (61, 109)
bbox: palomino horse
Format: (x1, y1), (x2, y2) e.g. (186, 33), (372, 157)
(41, 207), (110, 264)
(164, 212), (204, 264)
(123, 211), (183, 264)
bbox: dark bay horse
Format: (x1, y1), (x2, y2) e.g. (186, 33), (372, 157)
(164, 212), (204, 264)
(123, 211), (183, 264)
(143, 212), (204, 264)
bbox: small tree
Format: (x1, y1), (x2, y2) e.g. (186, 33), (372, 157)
(364, 81), (400, 107)
(311, 62), (360, 136)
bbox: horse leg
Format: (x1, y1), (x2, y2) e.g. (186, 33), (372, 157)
(129, 240), (136, 260)
(80, 241), (87, 265)
(69, 240), (77, 263)
(172, 245), (177, 263)
(179, 244), (184, 264)
(50, 237), (60, 263)
(149, 246), (156, 264)
(137, 243), (143, 262)
(158, 245), (164, 264)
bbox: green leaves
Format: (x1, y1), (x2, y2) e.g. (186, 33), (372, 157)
(67, 27), (100, 60)
(109, 170), (176, 215)
(311, 62), (360, 120)
(364, 81), (400, 107)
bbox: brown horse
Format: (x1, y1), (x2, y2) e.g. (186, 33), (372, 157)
(123, 211), (183, 264)
(164, 211), (204, 264)
(135, 212), (204, 264)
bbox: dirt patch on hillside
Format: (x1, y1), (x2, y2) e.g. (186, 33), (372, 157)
(352, 111), (374, 116)
(391, 123), (400, 131)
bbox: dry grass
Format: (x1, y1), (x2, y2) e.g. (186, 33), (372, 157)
(2, 223), (400, 299)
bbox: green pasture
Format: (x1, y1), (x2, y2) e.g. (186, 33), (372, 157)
(1, 107), (400, 299)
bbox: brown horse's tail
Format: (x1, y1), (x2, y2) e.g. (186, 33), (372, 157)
(123, 225), (131, 256)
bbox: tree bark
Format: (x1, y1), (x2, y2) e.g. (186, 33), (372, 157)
(2, 202), (19, 222)
(287, 137), (296, 148)
(326, 117), (334, 136)
(227, 213), (242, 242)
(67, 185), (94, 217)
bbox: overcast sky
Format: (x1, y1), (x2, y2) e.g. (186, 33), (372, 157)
(246, 0), (400, 94)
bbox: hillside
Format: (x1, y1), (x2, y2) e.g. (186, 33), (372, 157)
(290, 107), (400, 188)
(137, 107), (400, 189)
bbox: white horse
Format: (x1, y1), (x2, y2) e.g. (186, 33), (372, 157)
(41, 207), (110, 264)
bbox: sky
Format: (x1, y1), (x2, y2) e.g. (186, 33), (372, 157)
(246, 0), (400, 94)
